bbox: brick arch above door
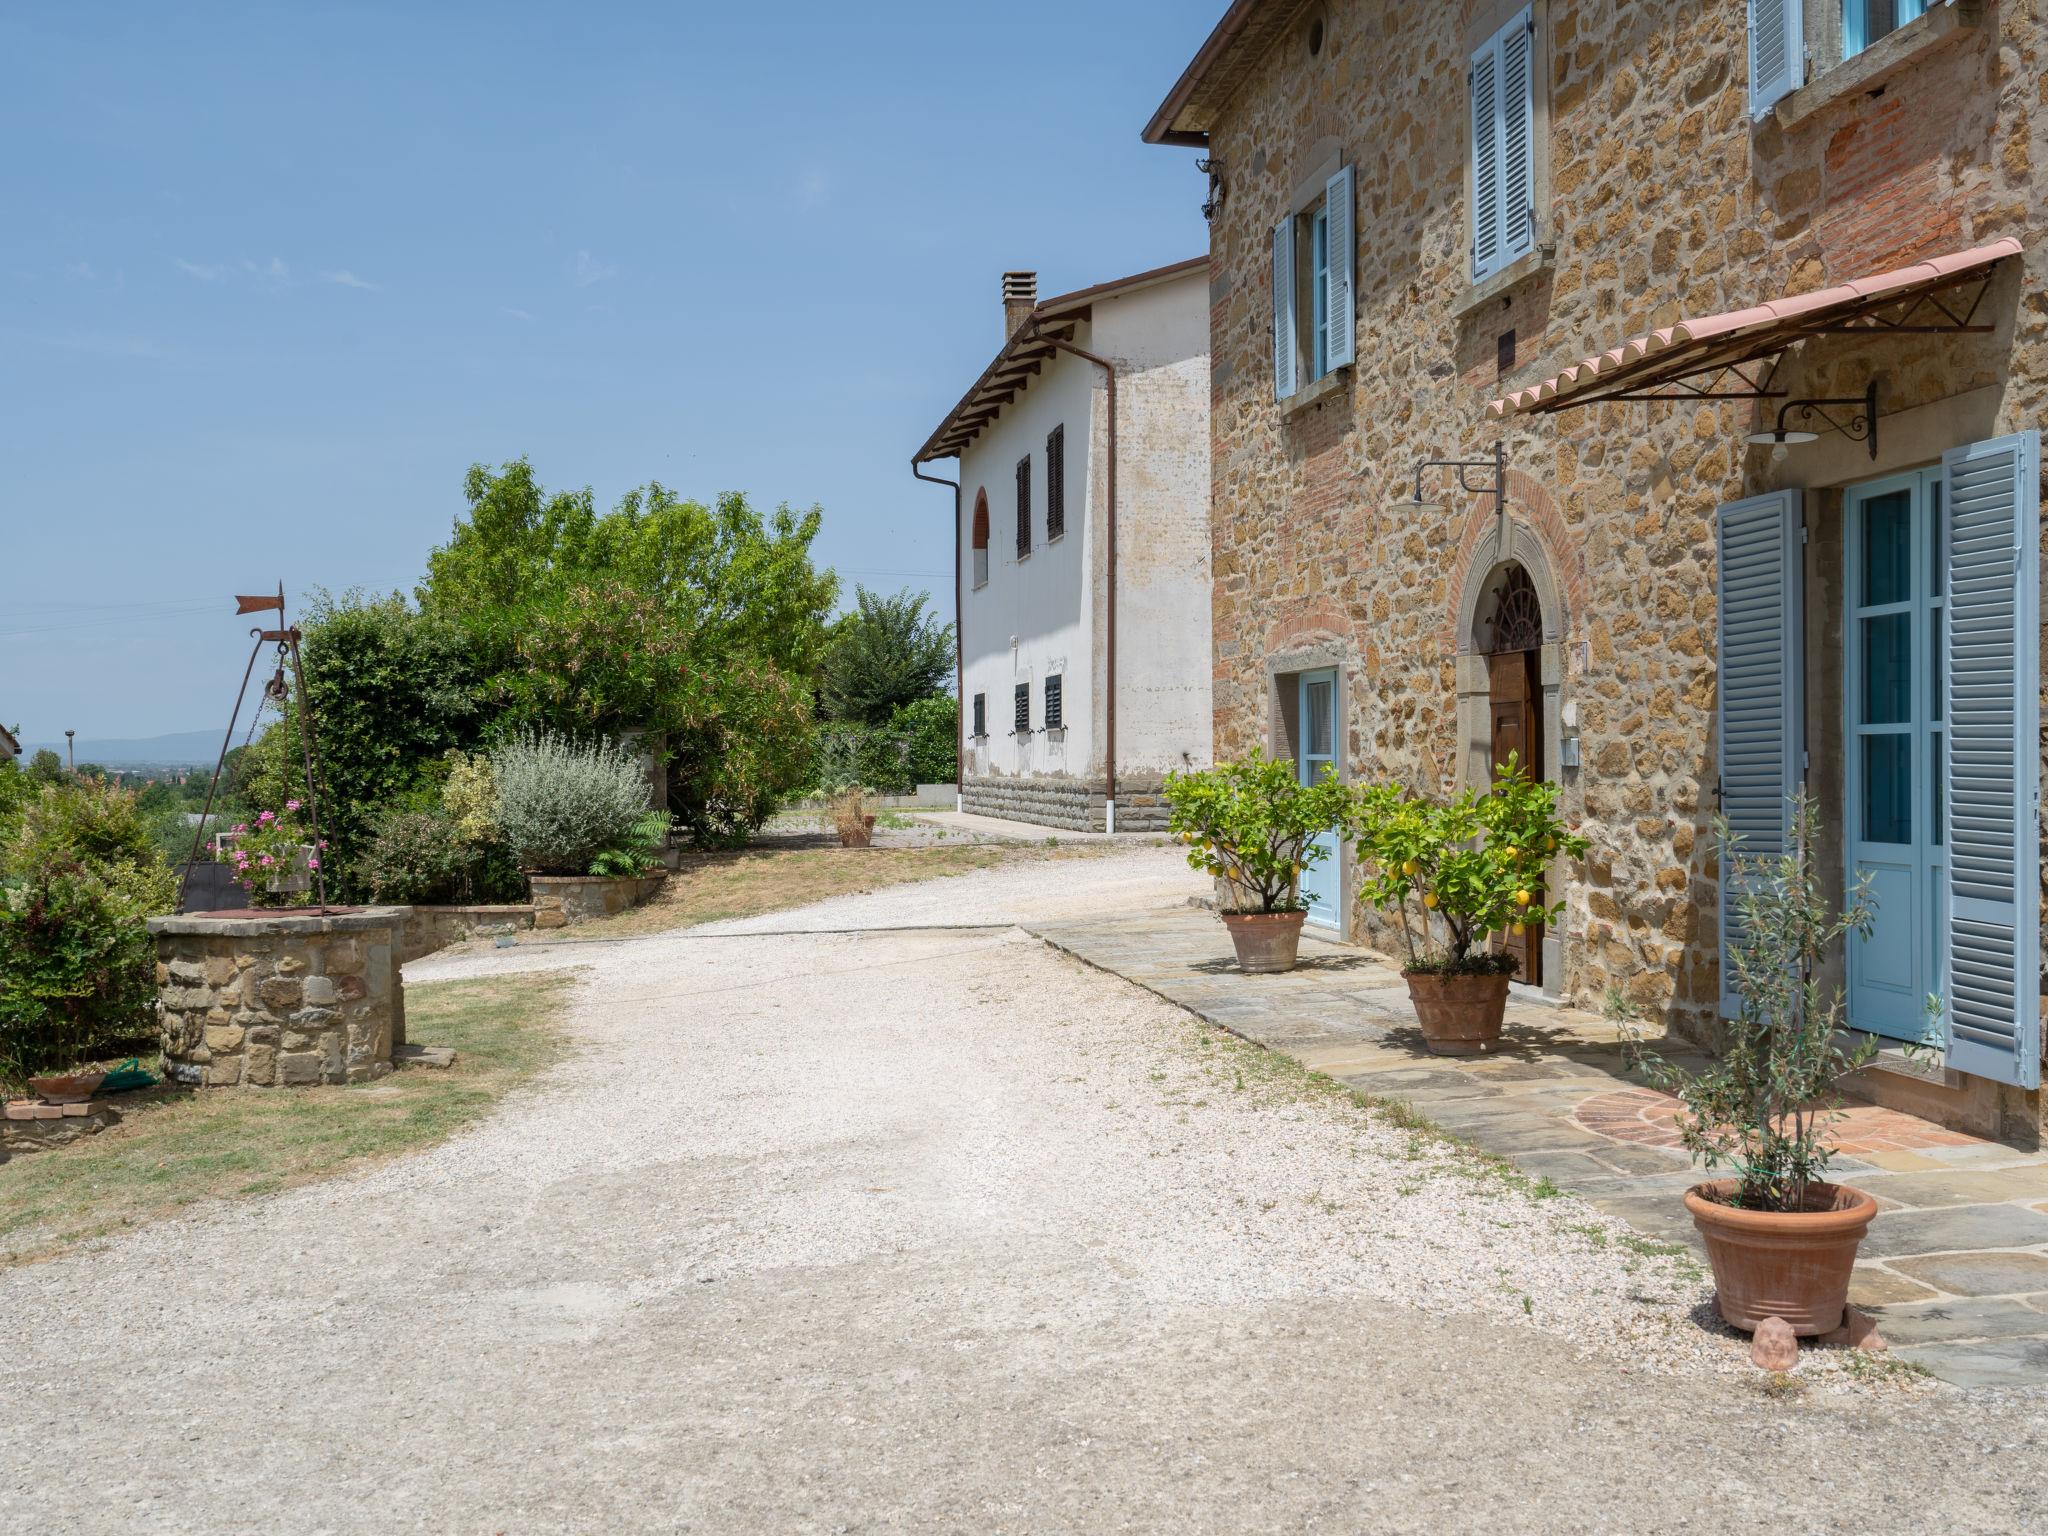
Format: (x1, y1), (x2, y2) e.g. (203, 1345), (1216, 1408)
(1442, 469), (1587, 656)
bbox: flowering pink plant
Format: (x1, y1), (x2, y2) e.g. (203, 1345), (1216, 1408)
(228, 800), (318, 907)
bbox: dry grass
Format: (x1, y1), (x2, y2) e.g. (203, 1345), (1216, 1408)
(538, 839), (1113, 940)
(0, 972), (574, 1267)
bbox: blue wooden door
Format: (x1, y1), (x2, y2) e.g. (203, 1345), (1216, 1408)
(1297, 670), (1340, 928)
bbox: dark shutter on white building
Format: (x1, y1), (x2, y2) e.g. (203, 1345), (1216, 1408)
(1941, 431), (2041, 1089)
(1016, 456), (1032, 558)
(1716, 489), (1804, 1020)
(971, 693), (986, 738)
(1013, 682), (1030, 735)
(1044, 673), (1063, 731)
(1046, 425), (1065, 541)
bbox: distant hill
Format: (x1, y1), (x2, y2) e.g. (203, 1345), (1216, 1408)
(18, 729), (224, 768)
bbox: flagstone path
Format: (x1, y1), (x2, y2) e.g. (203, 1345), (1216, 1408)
(1030, 907), (2048, 1388)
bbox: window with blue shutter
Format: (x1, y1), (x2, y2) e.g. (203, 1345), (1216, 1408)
(1941, 431), (2041, 1089)
(1748, 0), (1804, 117)
(1272, 216), (1297, 401)
(1323, 164), (1355, 372)
(1845, 0), (1922, 59)
(1716, 490), (1805, 1020)
(1469, 8), (1535, 284)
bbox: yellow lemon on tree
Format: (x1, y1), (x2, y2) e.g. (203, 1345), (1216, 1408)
(1504, 844), (1519, 858)
(1422, 891), (1439, 910)
(1544, 836), (1557, 852)
(1401, 858), (1419, 877)
(1514, 889), (1532, 907)
(1510, 921), (1526, 936)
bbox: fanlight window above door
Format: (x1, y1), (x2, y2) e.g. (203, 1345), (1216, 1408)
(1483, 564), (1544, 654)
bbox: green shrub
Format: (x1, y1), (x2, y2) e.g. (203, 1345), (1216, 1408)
(0, 776), (176, 1086)
(492, 731), (649, 875)
(1163, 756), (1351, 915)
(589, 812), (671, 878)
(357, 808), (468, 904)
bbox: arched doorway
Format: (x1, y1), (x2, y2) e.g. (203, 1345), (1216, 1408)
(1478, 561), (1545, 986)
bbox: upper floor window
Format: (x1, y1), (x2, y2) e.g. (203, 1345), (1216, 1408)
(1271, 163), (1355, 401)
(1046, 425), (1066, 541)
(1469, 6), (1536, 284)
(1015, 455), (1032, 559)
(1845, 0), (1926, 58)
(971, 488), (989, 588)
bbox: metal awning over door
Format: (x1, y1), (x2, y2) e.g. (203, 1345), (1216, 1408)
(1485, 240), (2020, 418)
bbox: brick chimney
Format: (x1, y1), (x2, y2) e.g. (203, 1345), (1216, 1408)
(1002, 271), (1037, 339)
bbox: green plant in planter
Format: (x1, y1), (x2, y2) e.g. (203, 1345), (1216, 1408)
(1163, 755), (1350, 915)
(1625, 795), (1877, 1213)
(589, 812), (672, 877)
(1350, 758), (1586, 975)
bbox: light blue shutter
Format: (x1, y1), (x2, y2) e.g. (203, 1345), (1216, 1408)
(1323, 164), (1355, 371)
(1272, 216), (1297, 401)
(1469, 36), (1500, 281)
(1942, 431), (2041, 1089)
(1499, 9), (1535, 268)
(1717, 490), (1804, 1018)
(1748, 0), (1803, 119)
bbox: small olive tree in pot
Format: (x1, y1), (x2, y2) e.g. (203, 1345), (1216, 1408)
(1351, 759), (1585, 1054)
(1163, 755), (1350, 974)
(1626, 794), (1884, 1338)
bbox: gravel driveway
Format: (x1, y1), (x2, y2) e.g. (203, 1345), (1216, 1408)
(2, 849), (2043, 1533)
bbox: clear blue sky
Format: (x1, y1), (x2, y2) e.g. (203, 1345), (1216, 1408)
(1, 0), (1213, 740)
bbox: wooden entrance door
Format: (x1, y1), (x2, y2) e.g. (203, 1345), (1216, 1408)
(1488, 648), (1542, 986)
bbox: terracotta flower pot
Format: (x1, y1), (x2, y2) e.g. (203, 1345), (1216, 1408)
(1685, 1180), (1877, 1336)
(29, 1072), (105, 1105)
(1402, 970), (1512, 1055)
(1219, 909), (1307, 973)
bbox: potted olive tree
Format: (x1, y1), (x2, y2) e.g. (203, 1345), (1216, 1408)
(1627, 796), (1882, 1338)
(1163, 755), (1350, 974)
(1351, 760), (1585, 1053)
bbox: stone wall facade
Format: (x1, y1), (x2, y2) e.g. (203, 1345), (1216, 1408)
(961, 774), (1171, 832)
(1191, 2), (2047, 1138)
(148, 908), (407, 1087)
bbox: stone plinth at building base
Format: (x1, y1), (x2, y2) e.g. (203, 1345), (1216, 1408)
(147, 907), (409, 1088)
(961, 774), (1170, 833)
(528, 874), (666, 928)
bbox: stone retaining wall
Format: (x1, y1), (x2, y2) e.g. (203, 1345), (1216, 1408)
(147, 908), (407, 1088)
(528, 874), (667, 928)
(398, 903), (535, 963)
(960, 775), (1170, 832)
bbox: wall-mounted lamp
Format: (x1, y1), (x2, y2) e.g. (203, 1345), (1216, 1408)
(1745, 381), (1879, 460)
(1197, 157), (1226, 223)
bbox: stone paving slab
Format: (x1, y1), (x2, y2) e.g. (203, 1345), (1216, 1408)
(1030, 906), (2048, 1388)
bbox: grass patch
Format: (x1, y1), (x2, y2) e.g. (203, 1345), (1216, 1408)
(0, 972), (573, 1267)
(541, 840), (1114, 940)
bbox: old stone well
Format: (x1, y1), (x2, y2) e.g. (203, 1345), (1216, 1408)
(147, 907), (409, 1087)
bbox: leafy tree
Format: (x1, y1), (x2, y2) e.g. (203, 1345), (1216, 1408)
(26, 749), (63, 785)
(890, 694), (958, 787)
(820, 587), (955, 727)
(244, 591), (489, 897)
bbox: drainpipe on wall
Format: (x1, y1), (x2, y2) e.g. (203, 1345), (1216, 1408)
(1035, 329), (1119, 835)
(910, 459), (965, 811)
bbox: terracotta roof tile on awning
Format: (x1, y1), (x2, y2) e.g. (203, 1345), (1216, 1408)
(1486, 239), (2021, 419)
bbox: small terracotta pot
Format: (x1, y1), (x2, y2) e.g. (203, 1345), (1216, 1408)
(1219, 909), (1307, 973)
(1685, 1180), (1877, 1336)
(1403, 970), (1512, 1055)
(29, 1072), (105, 1105)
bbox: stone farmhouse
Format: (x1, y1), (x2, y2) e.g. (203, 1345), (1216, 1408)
(913, 262), (1214, 831)
(1145, 0), (2045, 1142)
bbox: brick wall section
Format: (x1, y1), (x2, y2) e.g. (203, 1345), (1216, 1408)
(1198, 1), (2048, 1062)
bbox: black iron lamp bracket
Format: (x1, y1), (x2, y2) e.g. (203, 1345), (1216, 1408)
(1771, 380), (1880, 460)
(1410, 440), (1508, 511)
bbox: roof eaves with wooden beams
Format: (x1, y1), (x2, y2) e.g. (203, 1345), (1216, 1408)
(913, 256), (1207, 465)
(1485, 239), (2021, 419)
(1142, 0), (1316, 148)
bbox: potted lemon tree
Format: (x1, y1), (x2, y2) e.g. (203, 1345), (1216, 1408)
(1164, 755), (1350, 974)
(1627, 795), (1883, 1339)
(1352, 759), (1584, 1053)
